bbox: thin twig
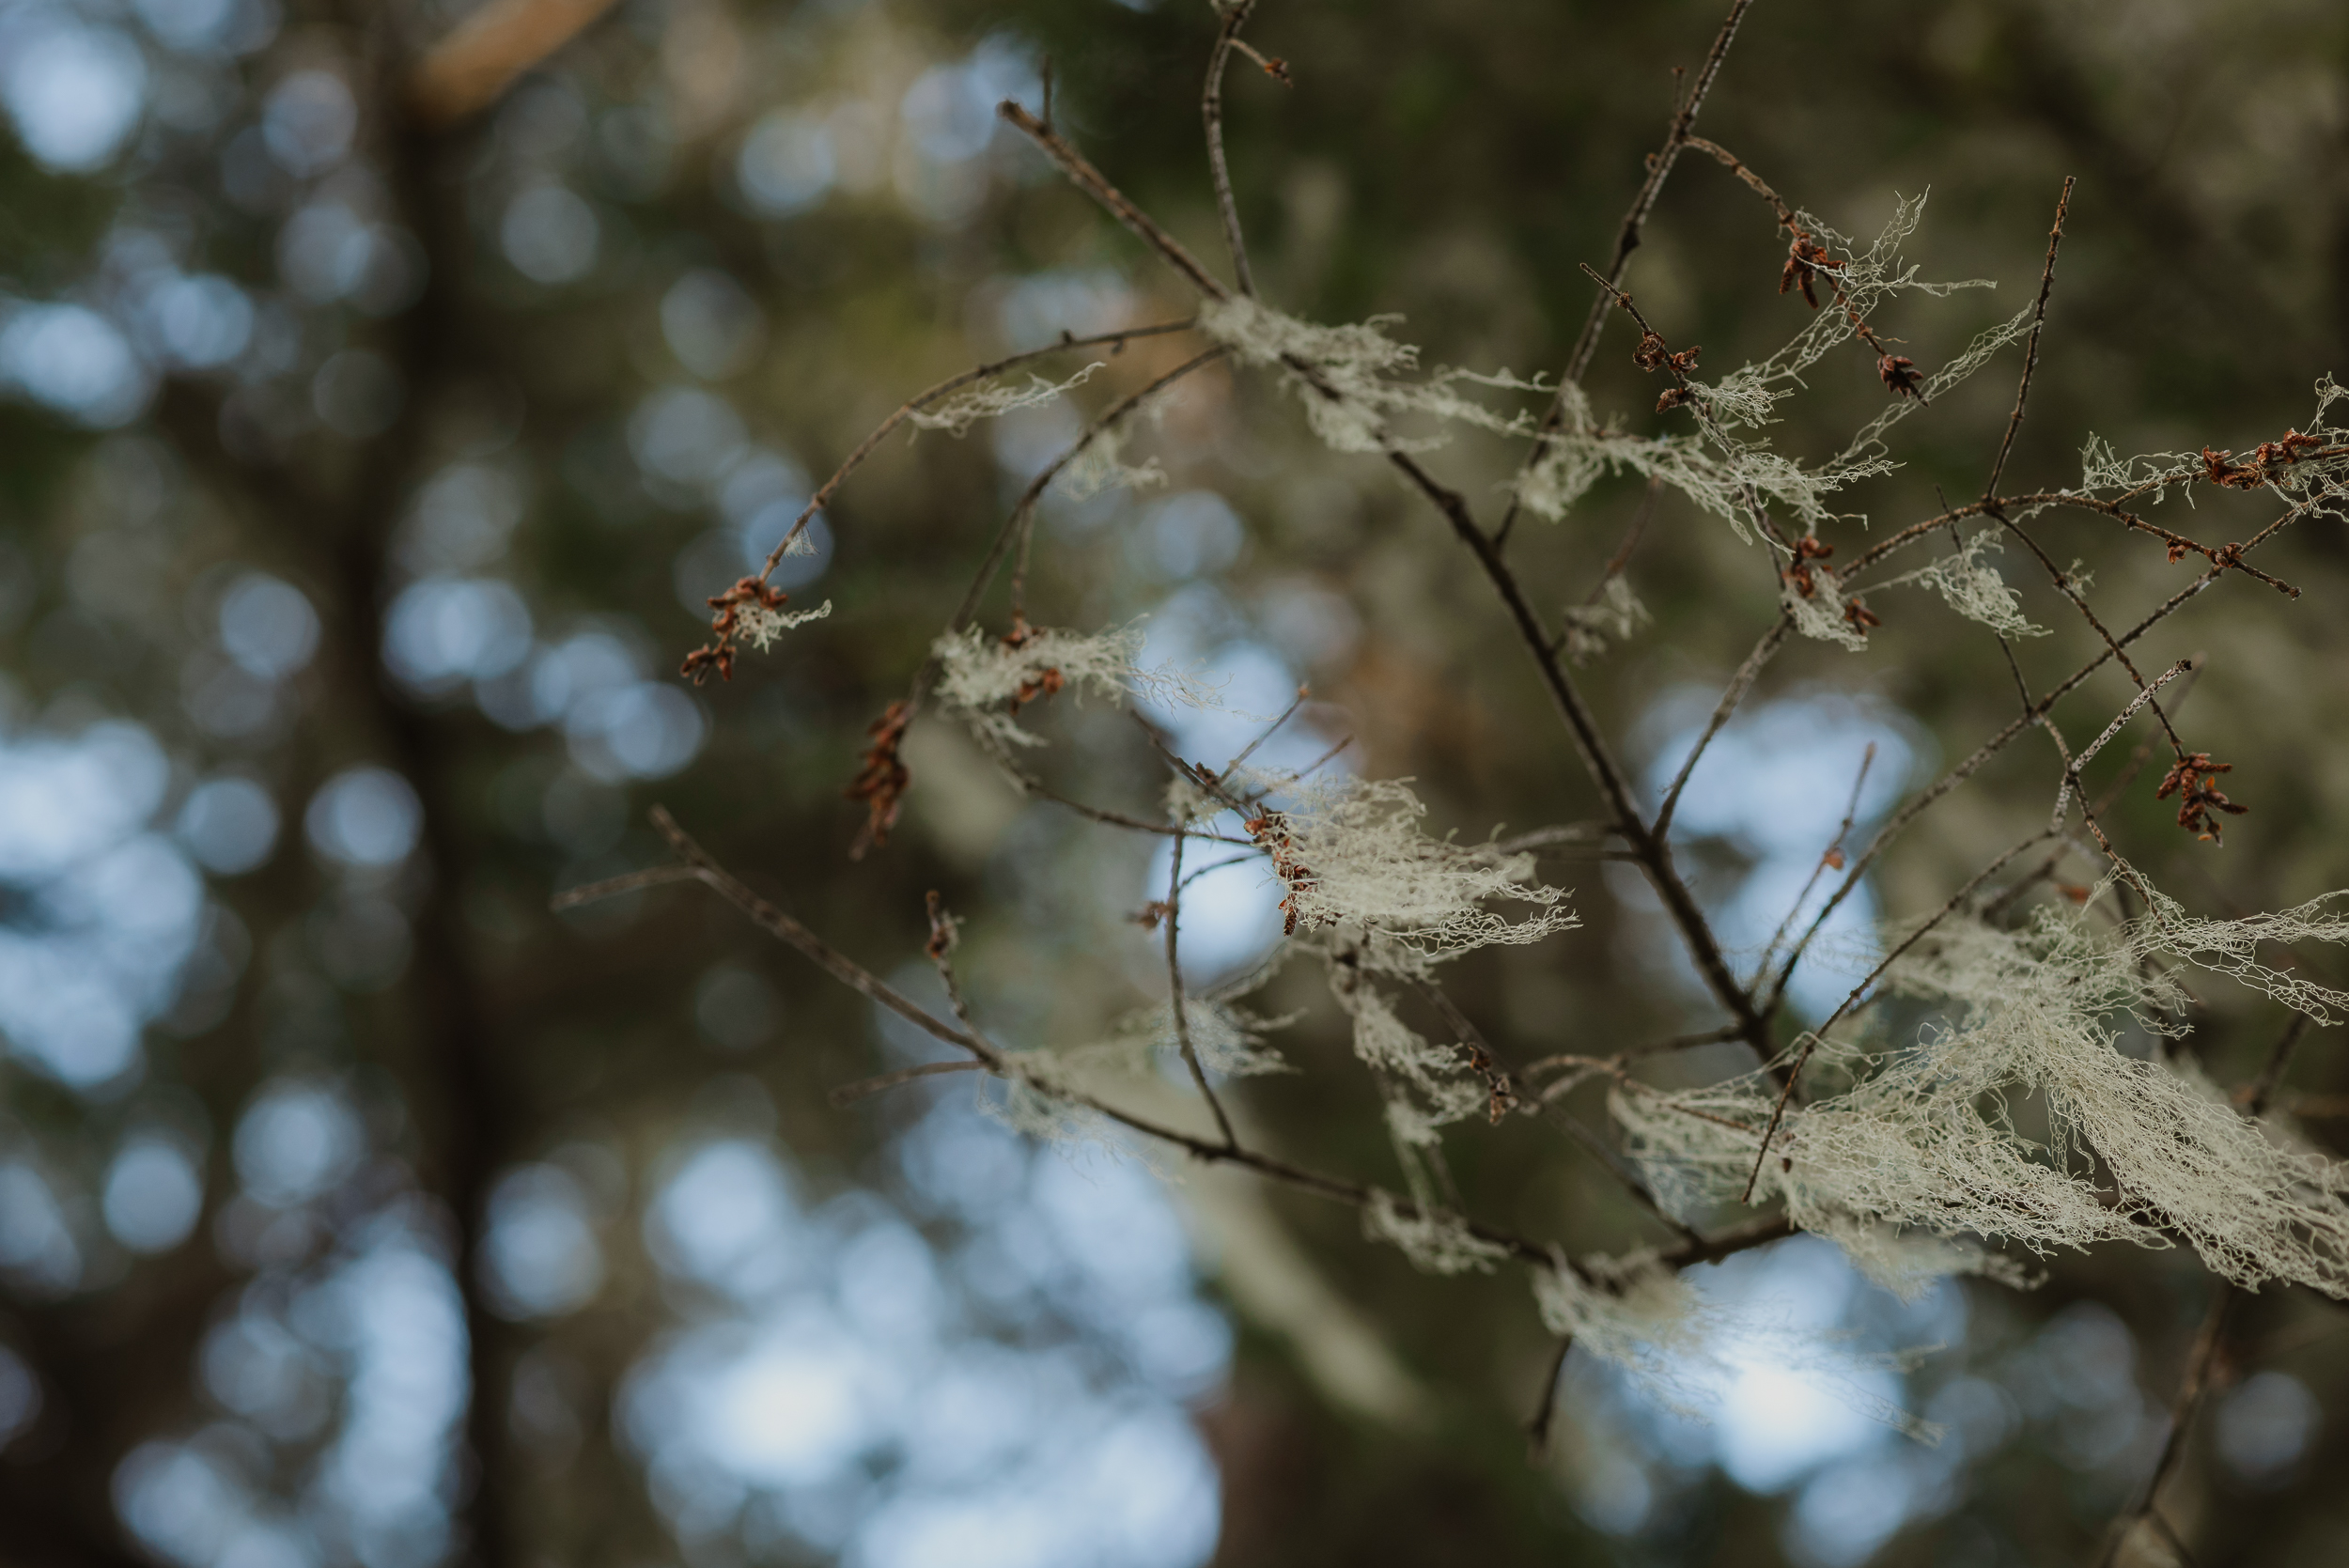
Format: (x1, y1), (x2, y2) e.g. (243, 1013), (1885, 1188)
(1525, 1331), (1577, 1457)
(999, 101), (1230, 301)
(1221, 683), (1310, 780)
(830, 1060), (982, 1109)
(2090, 1015), (2310, 1568)
(1495, 0), (1757, 549)
(1983, 177), (2077, 501)
(753, 319), (1196, 581)
(1202, 0), (1258, 298)
(924, 890), (984, 1037)
(1166, 828), (1242, 1150)
(1752, 741), (1875, 988)
(1743, 828), (2058, 1200)
(1655, 616), (1791, 844)
(548, 863), (701, 908)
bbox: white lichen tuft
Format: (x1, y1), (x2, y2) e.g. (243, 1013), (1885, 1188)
(1879, 530), (2046, 638)
(1335, 982), (1486, 1144)
(1700, 196), (1992, 436)
(933, 621), (1217, 753)
(1781, 567), (1870, 651)
(1363, 1188), (1510, 1276)
(1514, 383), (1893, 543)
(1057, 419), (1168, 501)
(1532, 1252), (1939, 1437)
(1614, 891), (2349, 1298)
(737, 598), (832, 649)
(1561, 576), (1651, 666)
(1110, 997), (1292, 1079)
(1238, 770), (1577, 971)
(1533, 1253), (1714, 1398)
(2077, 434), (2199, 498)
(910, 363), (1104, 437)
(1199, 295), (1544, 457)
(1806, 1214), (2039, 1303)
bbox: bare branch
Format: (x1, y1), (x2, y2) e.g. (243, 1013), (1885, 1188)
(830, 1061), (983, 1109)
(1165, 829), (1242, 1150)
(1495, 0), (1757, 547)
(999, 101), (1231, 301)
(1983, 177), (2077, 500)
(754, 319), (1197, 582)
(1203, 0), (1260, 298)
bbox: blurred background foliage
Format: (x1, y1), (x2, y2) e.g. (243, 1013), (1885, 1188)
(5, 0), (2349, 1565)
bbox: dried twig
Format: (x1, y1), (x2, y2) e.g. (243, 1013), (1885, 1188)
(1203, 0), (1261, 298)
(1983, 177), (2077, 501)
(2092, 1013), (2314, 1567)
(1165, 828), (1242, 1150)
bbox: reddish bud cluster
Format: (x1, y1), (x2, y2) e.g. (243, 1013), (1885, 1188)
(1877, 354), (1922, 399)
(998, 613), (1068, 716)
(1783, 535), (1834, 598)
(1780, 234), (1843, 309)
(924, 889), (957, 960)
(1243, 808), (1320, 937)
(2155, 752), (2248, 843)
(1632, 332), (1701, 377)
(2200, 429), (2328, 489)
(1449, 1037), (1519, 1125)
(848, 699), (913, 854)
(680, 576), (793, 685)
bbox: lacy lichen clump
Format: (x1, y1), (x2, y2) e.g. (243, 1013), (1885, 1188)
(1363, 1188), (1511, 1276)
(1237, 771), (1577, 972)
(1057, 420), (1168, 501)
(736, 597), (832, 649)
(1615, 892), (2349, 1299)
(1334, 981), (1487, 1148)
(1107, 996), (1292, 1080)
(1532, 1251), (1937, 1436)
(2078, 375), (2349, 507)
(1518, 198), (2028, 548)
(1199, 294), (1545, 456)
(932, 620), (1212, 753)
(1533, 1253), (1714, 1396)
(909, 362), (1105, 437)
(1880, 530), (2044, 639)
(1561, 576), (1652, 666)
